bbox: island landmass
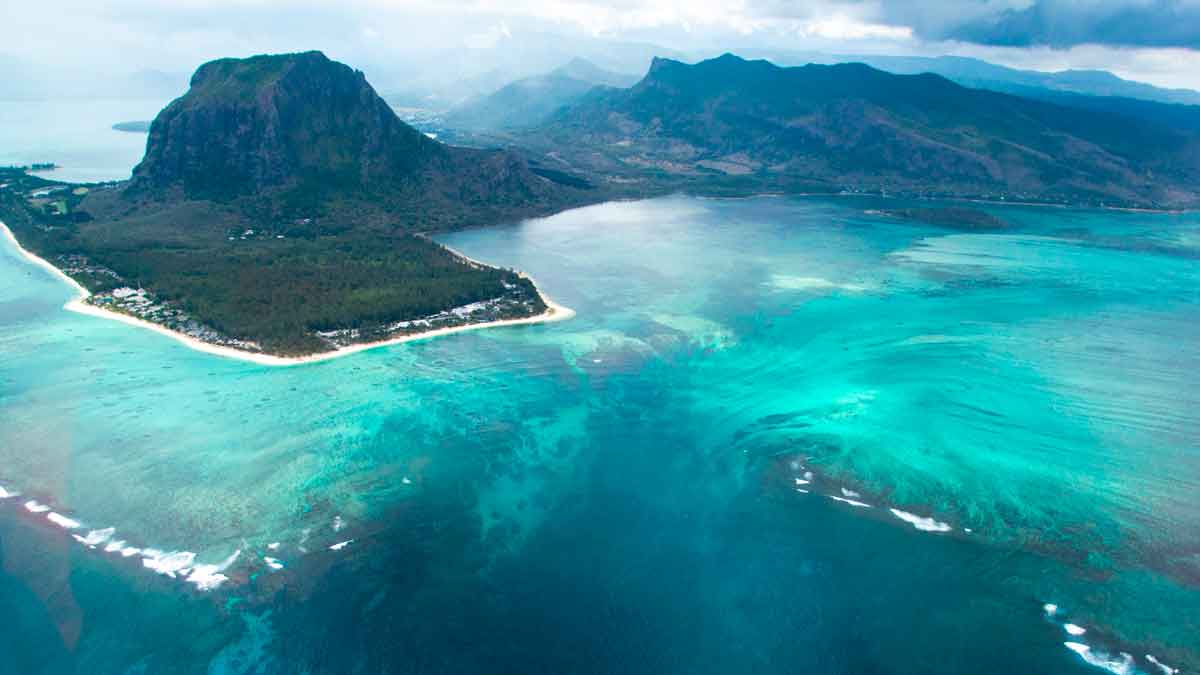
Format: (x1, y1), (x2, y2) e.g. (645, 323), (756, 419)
(112, 120), (152, 133)
(0, 52), (593, 361)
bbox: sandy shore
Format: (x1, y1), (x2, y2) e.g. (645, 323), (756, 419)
(1, 220), (574, 367)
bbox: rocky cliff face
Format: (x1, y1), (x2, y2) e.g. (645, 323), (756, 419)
(131, 51), (441, 198)
(128, 51), (566, 217)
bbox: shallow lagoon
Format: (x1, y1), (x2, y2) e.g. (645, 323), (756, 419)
(1, 196), (1197, 673)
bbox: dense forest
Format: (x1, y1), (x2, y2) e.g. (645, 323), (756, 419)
(0, 168), (545, 355)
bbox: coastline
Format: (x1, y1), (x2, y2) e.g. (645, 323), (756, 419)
(688, 189), (1192, 214)
(0, 220), (575, 367)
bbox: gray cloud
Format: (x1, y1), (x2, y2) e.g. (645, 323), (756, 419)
(901, 0), (1200, 49)
(745, 0), (1200, 49)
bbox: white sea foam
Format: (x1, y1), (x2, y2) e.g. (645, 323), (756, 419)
(889, 508), (952, 533)
(330, 540), (353, 551)
(1044, 603), (1059, 616)
(267, 542), (280, 551)
(332, 516), (345, 532)
(47, 512), (81, 529)
(24, 500), (50, 513)
(402, 476), (413, 485)
(1146, 654), (1180, 674)
(769, 275), (871, 293)
(1064, 643), (1136, 675)
(794, 478), (810, 486)
(1064, 623), (1087, 636)
(897, 334), (977, 347)
(0, 485), (17, 499)
(185, 550), (241, 591)
(795, 488), (809, 494)
(104, 539), (127, 553)
(143, 550), (196, 578)
(73, 527), (115, 547)
(827, 495), (872, 508)
(264, 557), (284, 571)
(840, 488), (861, 498)
(120, 547), (141, 557)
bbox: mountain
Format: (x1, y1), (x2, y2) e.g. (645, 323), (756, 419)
(553, 58), (641, 88)
(862, 55), (1200, 107)
(853, 55), (1200, 131)
(444, 58), (638, 131)
(131, 51), (438, 198)
(0, 52), (592, 356)
(719, 50), (1200, 135)
(732, 50), (1200, 107)
(128, 51), (569, 224)
(534, 54), (1200, 208)
(373, 38), (684, 112)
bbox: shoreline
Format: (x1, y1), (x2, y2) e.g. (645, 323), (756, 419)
(685, 188), (1193, 214)
(0, 220), (575, 367)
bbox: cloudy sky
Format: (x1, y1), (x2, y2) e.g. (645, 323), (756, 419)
(4, 0), (1200, 93)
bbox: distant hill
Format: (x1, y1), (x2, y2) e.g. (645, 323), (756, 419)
(734, 50), (1200, 107)
(552, 58), (641, 88)
(534, 54), (1200, 208)
(854, 54), (1200, 132)
(445, 58), (639, 131)
(860, 55), (1200, 107)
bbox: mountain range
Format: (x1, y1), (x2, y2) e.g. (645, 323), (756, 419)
(528, 54), (1200, 208)
(731, 51), (1200, 107)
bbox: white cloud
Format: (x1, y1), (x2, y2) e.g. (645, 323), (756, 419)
(798, 16), (913, 41)
(0, 0), (1198, 92)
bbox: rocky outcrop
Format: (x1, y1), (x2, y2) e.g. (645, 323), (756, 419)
(128, 51), (565, 215)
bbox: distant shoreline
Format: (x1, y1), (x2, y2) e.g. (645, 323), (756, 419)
(0, 220), (574, 367)
(690, 190), (1191, 215)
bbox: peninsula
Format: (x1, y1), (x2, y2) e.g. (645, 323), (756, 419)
(0, 52), (593, 360)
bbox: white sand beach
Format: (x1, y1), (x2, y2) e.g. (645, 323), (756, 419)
(1, 220), (574, 367)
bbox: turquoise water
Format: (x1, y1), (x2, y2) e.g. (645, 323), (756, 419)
(1, 196), (1197, 673)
